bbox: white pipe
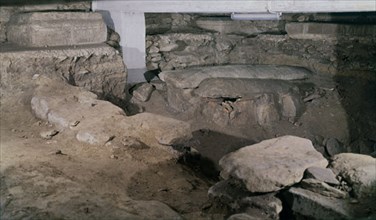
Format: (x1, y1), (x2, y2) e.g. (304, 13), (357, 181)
(231, 12), (282, 21)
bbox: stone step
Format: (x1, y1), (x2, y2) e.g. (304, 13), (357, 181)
(286, 22), (376, 40)
(7, 12), (107, 47)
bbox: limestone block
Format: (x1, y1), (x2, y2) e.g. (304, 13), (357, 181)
(7, 12), (107, 47)
(160, 65), (311, 89)
(196, 17), (284, 35)
(219, 136), (328, 192)
(330, 153), (376, 198)
(305, 167), (340, 185)
(286, 22), (376, 40)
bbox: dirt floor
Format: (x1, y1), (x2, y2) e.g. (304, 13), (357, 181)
(1, 70), (375, 220)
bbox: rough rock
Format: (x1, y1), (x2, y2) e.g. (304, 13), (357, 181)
(219, 136), (328, 192)
(0, 43), (127, 101)
(286, 22), (376, 40)
(127, 113), (192, 146)
(40, 130), (59, 140)
(330, 153), (376, 198)
(288, 187), (352, 220)
(300, 178), (347, 199)
(305, 167), (340, 185)
(325, 137), (346, 156)
(7, 12), (107, 47)
(31, 77), (192, 152)
(196, 17), (284, 35)
(208, 179), (282, 219)
(227, 213), (262, 220)
(160, 65), (311, 89)
(146, 33), (376, 75)
(195, 78), (303, 124)
(132, 83), (155, 102)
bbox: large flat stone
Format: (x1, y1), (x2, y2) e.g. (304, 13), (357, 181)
(289, 187), (352, 220)
(159, 65), (311, 89)
(330, 153), (376, 198)
(286, 22), (376, 40)
(7, 12), (107, 47)
(196, 17), (284, 35)
(219, 136), (328, 193)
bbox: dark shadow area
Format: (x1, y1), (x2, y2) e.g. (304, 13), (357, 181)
(173, 129), (256, 180)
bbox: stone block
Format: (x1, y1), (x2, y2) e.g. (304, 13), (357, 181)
(7, 12), (107, 47)
(286, 22), (376, 40)
(219, 136), (328, 193)
(196, 17), (284, 35)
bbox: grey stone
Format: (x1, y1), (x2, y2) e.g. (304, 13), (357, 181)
(227, 213), (262, 220)
(1, 43), (127, 101)
(325, 138), (346, 157)
(286, 22), (376, 40)
(160, 65), (311, 89)
(196, 17), (283, 36)
(219, 135), (328, 192)
(195, 78), (299, 99)
(208, 179), (282, 219)
(127, 113), (192, 146)
(40, 129), (59, 140)
(305, 167), (340, 185)
(300, 178), (347, 199)
(289, 187), (352, 220)
(330, 153), (376, 198)
(132, 83), (155, 102)
(254, 94), (280, 127)
(7, 12), (107, 47)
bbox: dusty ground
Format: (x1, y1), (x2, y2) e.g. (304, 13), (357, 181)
(0, 83), (224, 219)
(1, 70), (375, 220)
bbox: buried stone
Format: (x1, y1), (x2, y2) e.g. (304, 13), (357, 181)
(219, 135), (328, 193)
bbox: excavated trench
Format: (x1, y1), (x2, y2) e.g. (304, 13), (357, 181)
(1, 5), (376, 220)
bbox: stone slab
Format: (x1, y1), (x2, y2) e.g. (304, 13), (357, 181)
(7, 12), (107, 47)
(289, 187), (352, 220)
(305, 167), (340, 185)
(286, 22), (376, 40)
(219, 135), (328, 193)
(159, 65), (311, 89)
(196, 17), (284, 35)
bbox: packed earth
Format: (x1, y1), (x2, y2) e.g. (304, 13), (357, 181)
(1, 2), (376, 220)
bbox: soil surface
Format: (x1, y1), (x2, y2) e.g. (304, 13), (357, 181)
(1, 71), (375, 220)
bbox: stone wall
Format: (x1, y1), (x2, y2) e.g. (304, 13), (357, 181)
(0, 1), (90, 43)
(145, 13), (376, 75)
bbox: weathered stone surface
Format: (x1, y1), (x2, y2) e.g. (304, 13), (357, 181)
(227, 213), (262, 220)
(7, 12), (107, 47)
(208, 179), (282, 219)
(196, 17), (284, 35)
(132, 83), (155, 102)
(147, 33), (376, 75)
(289, 187), (352, 220)
(300, 178), (347, 199)
(286, 22), (376, 40)
(305, 167), (340, 185)
(219, 136), (328, 192)
(195, 78), (303, 124)
(31, 77), (192, 149)
(160, 65), (311, 89)
(127, 113), (192, 146)
(0, 43), (127, 101)
(325, 137), (346, 156)
(330, 153), (376, 198)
